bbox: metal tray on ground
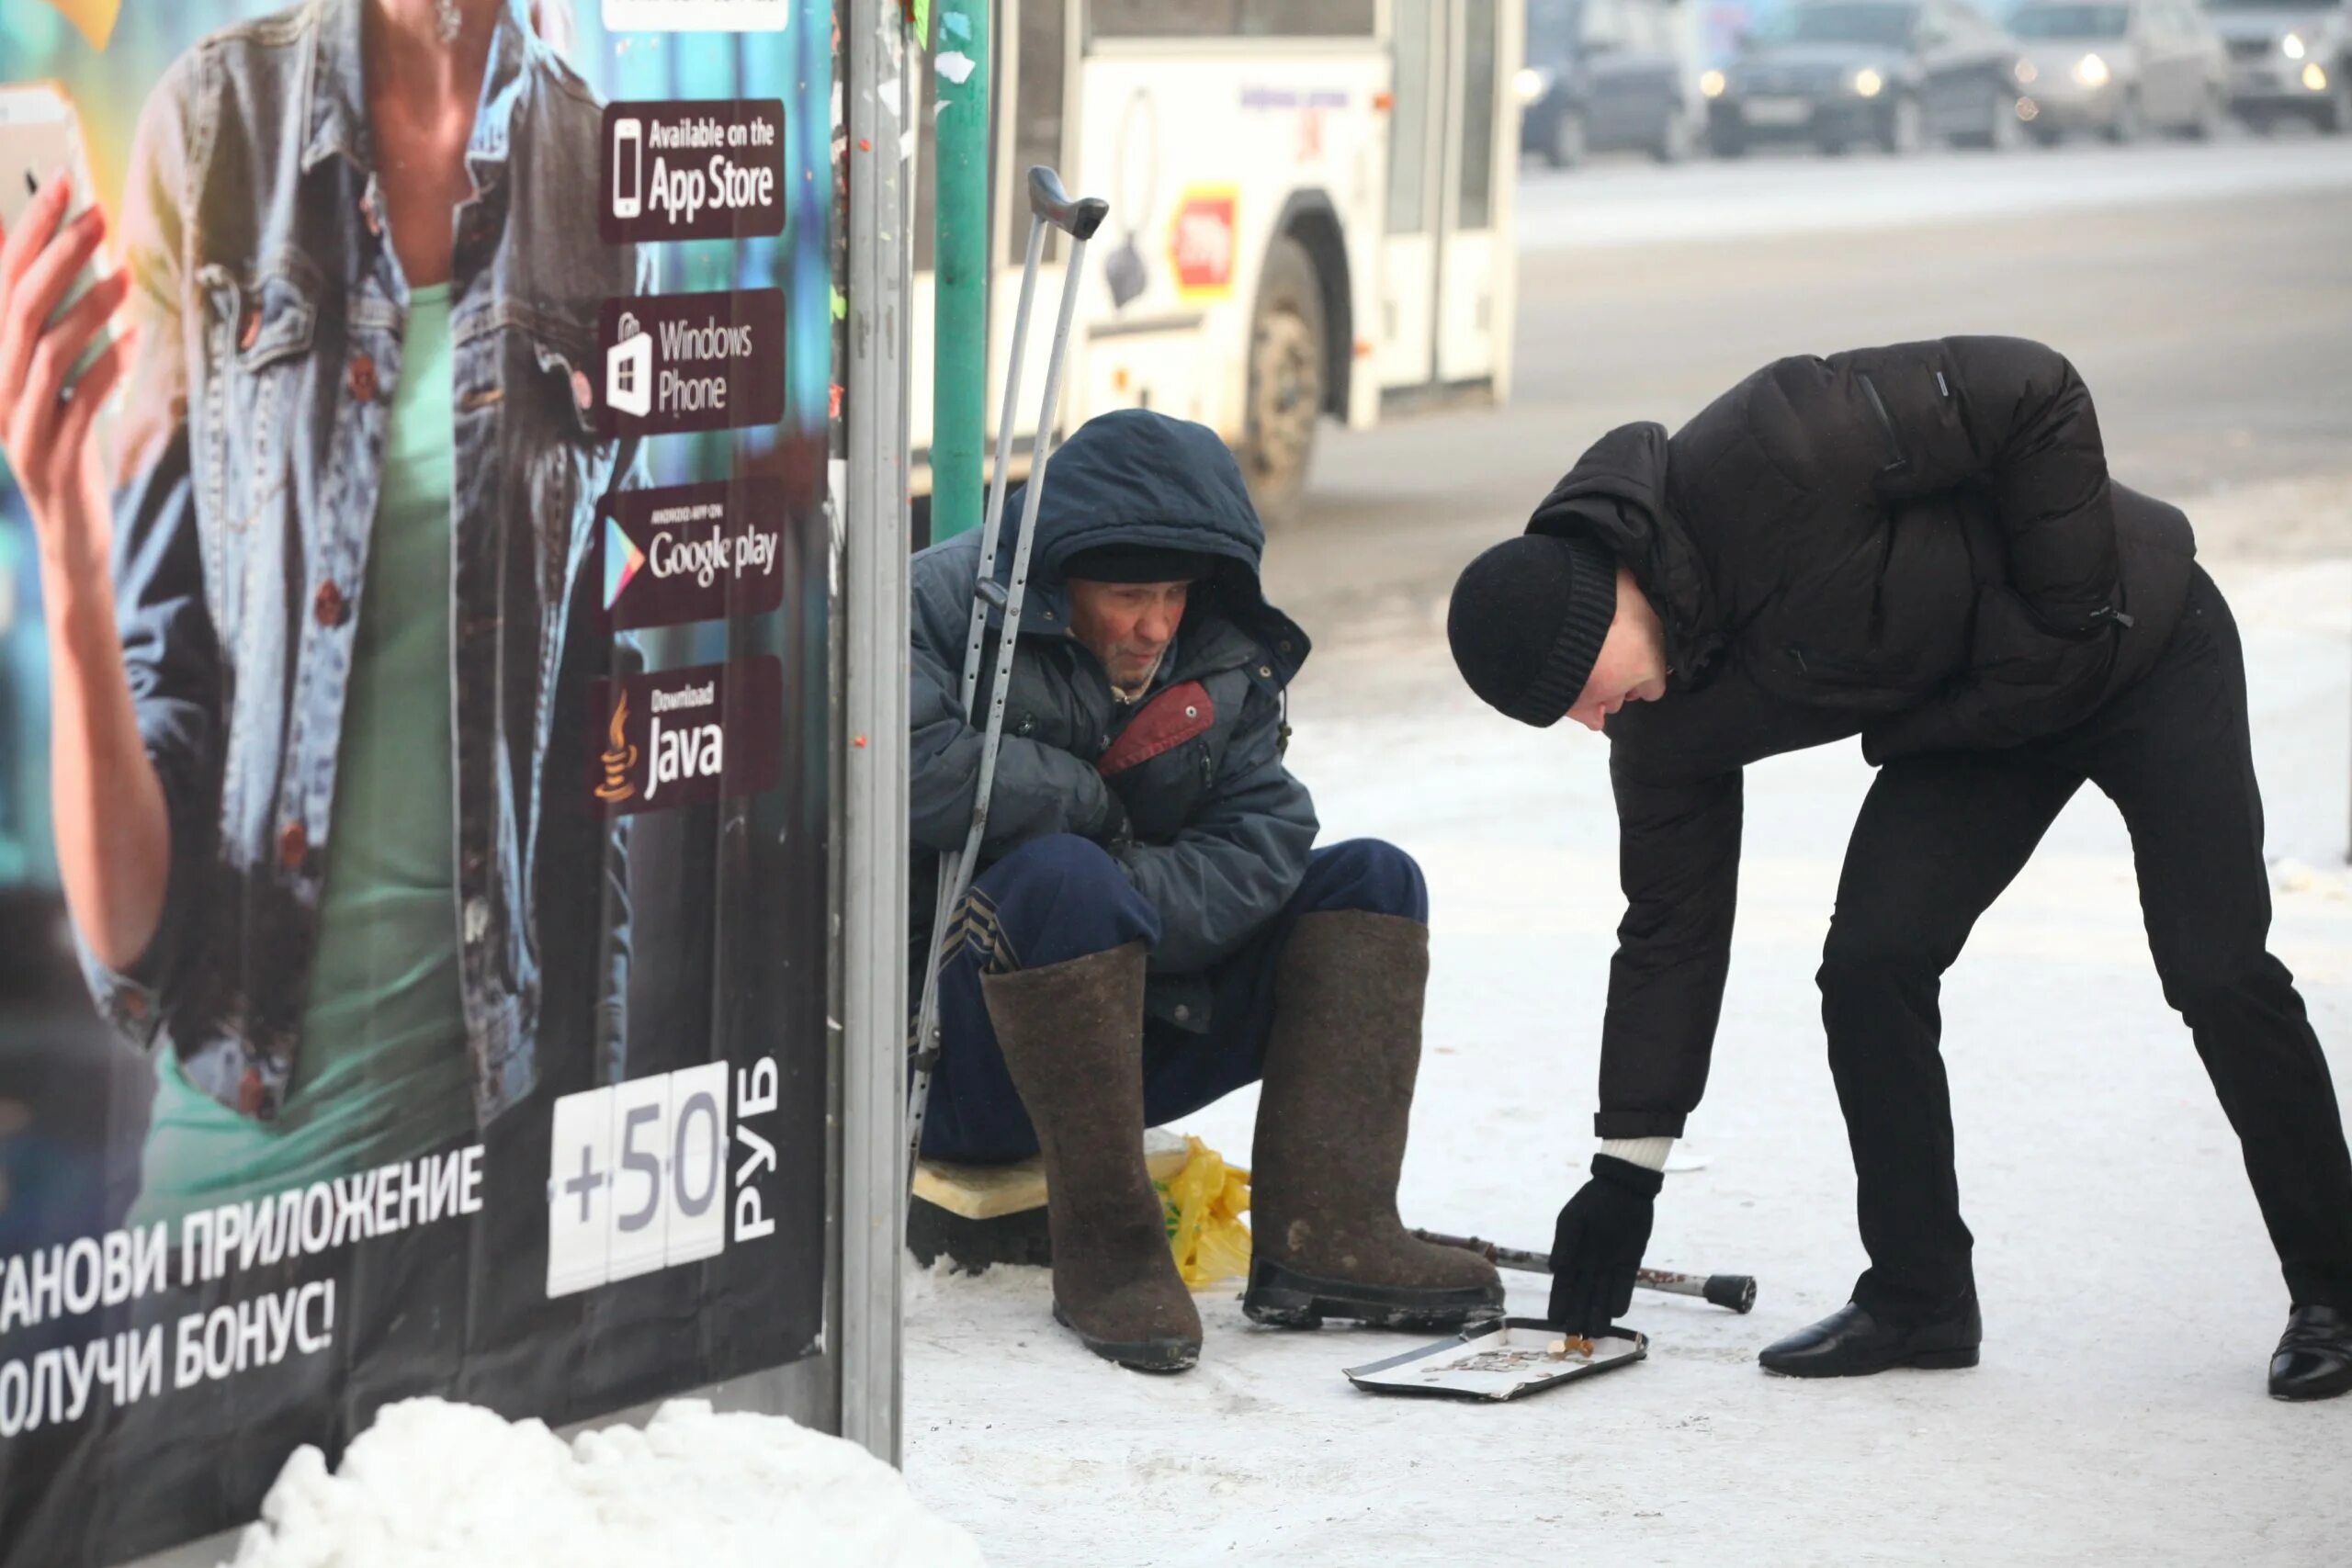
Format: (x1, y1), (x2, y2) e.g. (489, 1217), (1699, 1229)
(1343, 1318), (1646, 1402)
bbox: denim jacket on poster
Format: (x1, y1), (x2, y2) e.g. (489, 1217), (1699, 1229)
(85, 0), (646, 1128)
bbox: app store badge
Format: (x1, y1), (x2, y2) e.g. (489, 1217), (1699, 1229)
(603, 100), (786, 245)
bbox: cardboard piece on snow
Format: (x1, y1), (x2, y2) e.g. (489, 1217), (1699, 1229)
(914, 1126), (1192, 1219)
(1345, 1319), (1646, 1402)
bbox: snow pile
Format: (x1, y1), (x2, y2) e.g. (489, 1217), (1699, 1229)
(222, 1398), (985, 1568)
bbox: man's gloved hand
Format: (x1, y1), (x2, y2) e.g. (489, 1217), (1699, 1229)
(1547, 1154), (1664, 1333)
(1091, 790), (1136, 852)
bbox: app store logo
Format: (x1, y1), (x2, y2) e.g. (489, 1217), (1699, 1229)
(611, 116), (644, 220)
(600, 101), (786, 246)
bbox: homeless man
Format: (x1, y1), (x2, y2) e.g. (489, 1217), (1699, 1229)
(909, 409), (1501, 1373)
(1444, 336), (2352, 1399)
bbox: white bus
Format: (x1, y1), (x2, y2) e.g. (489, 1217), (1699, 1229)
(912, 0), (1521, 525)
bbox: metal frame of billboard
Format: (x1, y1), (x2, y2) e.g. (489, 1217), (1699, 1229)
(839, 0), (913, 1465)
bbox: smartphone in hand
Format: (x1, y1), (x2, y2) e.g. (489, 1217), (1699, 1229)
(0, 81), (119, 391)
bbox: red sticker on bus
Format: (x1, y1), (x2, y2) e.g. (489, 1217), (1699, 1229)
(1169, 190), (1238, 298)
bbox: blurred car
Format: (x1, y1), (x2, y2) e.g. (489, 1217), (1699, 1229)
(2204, 0), (2352, 130)
(1704, 0), (2030, 154)
(1520, 0), (1708, 164)
(2008, 0), (2230, 141)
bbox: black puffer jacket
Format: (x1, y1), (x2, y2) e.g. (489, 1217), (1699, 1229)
(1531, 337), (2196, 1138)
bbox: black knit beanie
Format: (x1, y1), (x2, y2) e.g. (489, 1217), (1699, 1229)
(1446, 531), (1620, 728)
(1061, 544), (1221, 584)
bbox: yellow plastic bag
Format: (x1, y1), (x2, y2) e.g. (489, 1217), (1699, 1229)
(1155, 1135), (1252, 1289)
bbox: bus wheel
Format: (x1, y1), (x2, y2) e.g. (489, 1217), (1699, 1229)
(1242, 236), (1326, 528)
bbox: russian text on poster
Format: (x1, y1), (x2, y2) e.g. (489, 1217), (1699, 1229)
(546, 1056), (784, 1298)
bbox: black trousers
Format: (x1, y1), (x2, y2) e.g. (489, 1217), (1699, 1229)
(1821, 567), (2352, 1319)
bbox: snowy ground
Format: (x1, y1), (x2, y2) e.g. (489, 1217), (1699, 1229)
(902, 542), (2352, 1567)
(214, 1399), (981, 1568)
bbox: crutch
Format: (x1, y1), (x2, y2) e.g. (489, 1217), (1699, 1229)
(906, 167), (1109, 1190)
(1410, 1229), (1759, 1314)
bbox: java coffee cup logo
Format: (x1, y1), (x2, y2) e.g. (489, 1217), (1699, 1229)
(590, 659), (782, 816)
(601, 479), (786, 630)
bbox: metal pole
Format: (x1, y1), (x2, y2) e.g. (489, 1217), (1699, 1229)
(931, 0), (990, 541)
(842, 0), (912, 1468)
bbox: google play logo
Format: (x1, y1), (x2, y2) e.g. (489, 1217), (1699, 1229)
(597, 480), (786, 631)
(604, 516), (648, 612)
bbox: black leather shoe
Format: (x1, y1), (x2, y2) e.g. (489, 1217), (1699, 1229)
(2269, 1304), (2352, 1402)
(1758, 1299), (1981, 1378)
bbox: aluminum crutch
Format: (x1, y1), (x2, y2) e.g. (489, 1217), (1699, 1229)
(907, 166), (1108, 1190)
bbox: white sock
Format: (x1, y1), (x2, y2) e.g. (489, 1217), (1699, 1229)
(1600, 1136), (1674, 1173)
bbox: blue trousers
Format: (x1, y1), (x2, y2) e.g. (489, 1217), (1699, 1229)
(920, 836), (1427, 1164)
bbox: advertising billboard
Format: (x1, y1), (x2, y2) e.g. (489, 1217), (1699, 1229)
(0, 3), (839, 1561)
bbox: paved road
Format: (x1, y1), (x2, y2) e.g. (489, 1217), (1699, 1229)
(1517, 132), (2352, 250)
(1268, 135), (2352, 645)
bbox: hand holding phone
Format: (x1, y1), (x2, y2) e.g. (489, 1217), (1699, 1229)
(0, 83), (136, 586)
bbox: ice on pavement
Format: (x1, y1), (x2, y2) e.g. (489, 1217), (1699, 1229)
(904, 552), (2352, 1566)
(222, 1398), (985, 1568)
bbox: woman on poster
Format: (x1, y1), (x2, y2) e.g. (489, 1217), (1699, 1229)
(0, 0), (637, 1229)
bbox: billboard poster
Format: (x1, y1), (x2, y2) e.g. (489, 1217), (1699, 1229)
(0, 2), (837, 1562)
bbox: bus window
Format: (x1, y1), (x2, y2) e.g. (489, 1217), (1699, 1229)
(1458, 0), (1498, 231)
(1011, 0), (1069, 264)
(1388, 0), (1434, 235)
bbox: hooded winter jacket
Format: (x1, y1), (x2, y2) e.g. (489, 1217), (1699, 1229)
(908, 410), (1317, 1035)
(1530, 337), (2197, 1138)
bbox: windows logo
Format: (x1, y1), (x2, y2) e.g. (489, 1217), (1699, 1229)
(606, 310), (653, 420)
(604, 519), (648, 612)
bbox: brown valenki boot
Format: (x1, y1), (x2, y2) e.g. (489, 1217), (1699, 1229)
(982, 941), (1202, 1372)
(1242, 910), (1505, 1331)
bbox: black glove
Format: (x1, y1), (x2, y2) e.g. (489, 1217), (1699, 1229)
(1547, 1154), (1664, 1333)
(1095, 793), (1136, 851)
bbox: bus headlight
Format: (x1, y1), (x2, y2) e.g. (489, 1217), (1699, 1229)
(2015, 59), (2039, 85)
(1702, 69), (1727, 99)
(1515, 67), (1553, 105)
(1853, 68), (1885, 98)
(2074, 52), (2110, 88)
(2282, 33), (2306, 60)
(2305, 62), (2330, 92)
